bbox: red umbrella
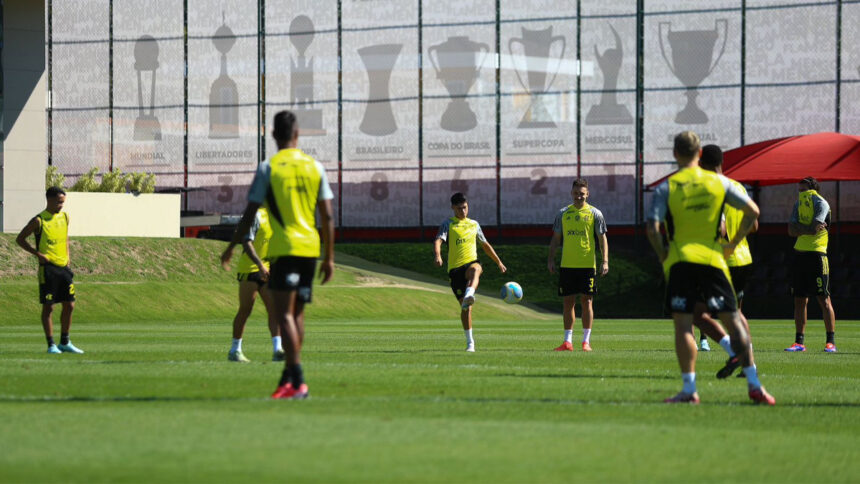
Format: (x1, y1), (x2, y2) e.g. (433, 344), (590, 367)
(646, 132), (860, 188)
(723, 132), (860, 186)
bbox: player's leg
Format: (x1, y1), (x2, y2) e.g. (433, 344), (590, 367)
(788, 297), (808, 351)
(41, 303), (60, 353)
(461, 306), (475, 352)
(554, 294), (576, 351)
(692, 304), (732, 356)
(259, 285), (284, 360)
(55, 266), (82, 354)
(580, 294), (593, 351)
(271, 287), (302, 396)
(817, 295), (837, 352)
(717, 310), (775, 404)
(666, 312), (700, 403)
(461, 263), (482, 309)
(228, 280), (258, 362)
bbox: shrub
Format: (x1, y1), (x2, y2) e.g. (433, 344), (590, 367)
(129, 172), (157, 194)
(98, 168), (132, 193)
(70, 168), (100, 192)
(45, 166), (66, 189)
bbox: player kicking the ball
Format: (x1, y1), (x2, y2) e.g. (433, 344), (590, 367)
(547, 178), (608, 352)
(433, 192), (507, 352)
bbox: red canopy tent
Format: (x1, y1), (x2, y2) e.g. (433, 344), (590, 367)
(647, 132), (860, 188)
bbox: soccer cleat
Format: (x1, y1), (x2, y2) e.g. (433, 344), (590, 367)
(716, 356), (741, 379)
(271, 383), (293, 399)
(47, 344), (62, 354)
(664, 392), (700, 404)
(227, 350), (250, 363)
(824, 343), (837, 353)
(465, 344), (475, 353)
(272, 383), (309, 400)
(748, 386), (776, 406)
(784, 343), (806, 352)
(57, 342), (84, 354)
(272, 349), (286, 362)
(554, 341), (574, 351)
(699, 339), (711, 351)
(582, 342), (592, 352)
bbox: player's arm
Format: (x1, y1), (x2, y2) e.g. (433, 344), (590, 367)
(645, 182), (669, 263)
(787, 202), (820, 236)
(597, 232), (609, 276)
(66, 215), (71, 265)
(646, 221), (667, 263)
(317, 198), (335, 285)
(222, 202), (261, 269)
(242, 240), (268, 280)
(547, 232), (561, 274)
(433, 238), (444, 267)
(15, 217), (49, 265)
(722, 182), (760, 258)
(480, 241), (506, 273)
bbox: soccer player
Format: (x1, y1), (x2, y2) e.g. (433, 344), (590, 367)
(695, 144), (758, 378)
(786, 176), (837, 353)
(646, 131), (774, 405)
(15, 187), (84, 354)
(433, 192), (507, 352)
(220, 207), (284, 363)
(222, 110), (334, 399)
(547, 178), (608, 352)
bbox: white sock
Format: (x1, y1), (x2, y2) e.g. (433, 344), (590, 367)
(682, 372), (696, 394)
(743, 365), (761, 390)
(272, 336), (283, 352)
(230, 338), (242, 353)
(582, 328), (592, 344)
(464, 329), (474, 345)
(464, 287), (475, 298)
(564, 330), (573, 343)
(719, 335), (735, 357)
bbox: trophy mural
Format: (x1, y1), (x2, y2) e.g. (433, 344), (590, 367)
(585, 25), (632, 125)
(133, 35), (162, 141)
(509, 26), (566, 129)
(659, 19), (727, 124)
(428, 35), (490, 132)
(290, 15), (325, 136)
(209, 12), (239, 139)
(358, 43), (402, 136)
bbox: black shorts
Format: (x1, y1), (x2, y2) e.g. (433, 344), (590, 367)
(558, 268), (596, 297)
(268, 256), (317, 303)
(39, 264), (75, 305)
(237, 271), (266, 287)
(729, 264), (753, 302)
(791, 251), (831, 298)
(448, 261), (480, 300)
(665, 262), (737, 314)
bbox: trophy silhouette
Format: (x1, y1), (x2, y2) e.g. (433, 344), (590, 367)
(358, 44), (402, 136)
(290, 15), (325, 136)
(209, 12), (239, 139)
(659, 19), (727, 124)
(509, 26), (566, 129)
(133, 35), (162, 141)
(428, 36), (490, 132)
(585, 25), (632, 125)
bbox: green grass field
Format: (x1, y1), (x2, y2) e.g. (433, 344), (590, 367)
(1, 236), (858, 483)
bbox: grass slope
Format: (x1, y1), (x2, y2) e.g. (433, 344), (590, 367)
(1, 235), (858, 482)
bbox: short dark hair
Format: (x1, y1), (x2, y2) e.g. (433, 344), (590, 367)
(272, 110), (298, 141)
(699, 144), (723, 170)
(450, 192), (467, 206)
(46, 186), (66, 199)
(572, 178), (588, 190)
(800, 176), (820, 192)
(673, 131), (701, 161)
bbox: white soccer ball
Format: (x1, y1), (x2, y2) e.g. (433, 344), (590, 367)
(500, 281), (523, 304)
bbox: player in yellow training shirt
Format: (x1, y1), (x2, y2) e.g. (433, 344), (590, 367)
(646, 131), (774, 405)
(691, 145), (757, 379)
(786, 176), (837, 353)
(547, 178), (608, 352)
(15, 187), (84, 354)
(222, 207), (284, 363)
(222, 110), (334, 399)
(433, 192), (507, 352)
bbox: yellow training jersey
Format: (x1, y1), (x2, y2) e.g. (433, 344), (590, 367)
(36, 210), (69, 267)
(552, 203), (607, 269)
(724, 179), (753, 267)
(437, 217), (487, 272)
(792, 189), (830, 254)
(236, 208), (272, 274)
(250, 148), (333, 259)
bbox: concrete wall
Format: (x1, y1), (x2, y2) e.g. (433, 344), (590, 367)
(1, 0), (47, 233)
(63, 192), (181, 238)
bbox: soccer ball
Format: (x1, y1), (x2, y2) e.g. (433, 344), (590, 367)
(500, 281), (523, 304)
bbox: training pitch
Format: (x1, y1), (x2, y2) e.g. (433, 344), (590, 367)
(0, 241), (857, 483)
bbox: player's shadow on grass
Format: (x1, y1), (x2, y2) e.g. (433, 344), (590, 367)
(497, 372), (676, 380)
